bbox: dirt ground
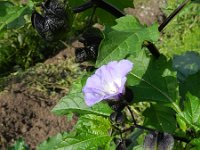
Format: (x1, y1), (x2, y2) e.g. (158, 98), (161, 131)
(0, 47), (79, 149)
(0, 0), (166, 149)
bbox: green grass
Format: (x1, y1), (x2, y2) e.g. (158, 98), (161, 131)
(158, 1), (200, 57)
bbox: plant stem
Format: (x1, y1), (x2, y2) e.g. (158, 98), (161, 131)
(144, 41), (160, 58)
(158, 0), (191, 32)
(72, 0), (124, 17)
(127, 105), (137, 125)
(93, 0), (124, 17)
(72, 1), (93, 13)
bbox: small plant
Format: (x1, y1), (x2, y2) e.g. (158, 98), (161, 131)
(2, 0), (200, 149)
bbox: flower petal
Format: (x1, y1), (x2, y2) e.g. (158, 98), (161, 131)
(83, 59), (133, 106)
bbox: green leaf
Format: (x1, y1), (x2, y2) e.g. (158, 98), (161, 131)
(173, 51), (200, 81)
(37, 133), (65, 150)
(37, 115), (113, 150)
(188, 138), (200, 150)
(56, 114), (113, 150)
(8, 138), (29, 150)
(0, 2), (31, 31)
(0, 1), (14, 17)
(132, 145), (143, 150)
(192, 0), (200, 3)
(75, 114), (111, 136)
(96, 15), (160, 67)
(180, 71), (200, 100)
(143, 104), (176, 133)
(127, 51), (179, 103)
(177, 93), (200, 131)
(52, 80), (112, 116)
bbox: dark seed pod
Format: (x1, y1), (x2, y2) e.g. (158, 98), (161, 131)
(144, 132), (174, 150)
(75, 48), (89, 62)
(85, 66), (96, 72)
(31, 0), (73, 41)
(108, 101), (126, 112)
(80, 27), (103, 46)
(75, 27), (103, 62)
(109, 111), (124, 124)
(124, 87), (134, 104)
(125, 139), (132, 147)
(157, 133), (174, 150)
(116, 140), (126, 150)
(144, 132), (157, 150)
(75, 45), (98, 62)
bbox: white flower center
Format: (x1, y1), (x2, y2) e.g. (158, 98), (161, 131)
(103, 79), (121, 94)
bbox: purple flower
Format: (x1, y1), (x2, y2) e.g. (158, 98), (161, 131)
(83, 60), (133, 106)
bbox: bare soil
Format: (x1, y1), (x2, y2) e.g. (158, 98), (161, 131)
(0, 47), (79, 149)
(0, 0), (166, 149)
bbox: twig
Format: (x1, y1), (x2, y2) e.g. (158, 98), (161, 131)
(94, 0), (124, 17)
(72, 0), (124, 17)
(72, 1), (93, 13)
(127, 105), (137, 125)
(158, 0), (191, 32)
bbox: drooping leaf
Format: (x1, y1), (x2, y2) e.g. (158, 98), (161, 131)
(143, 104), (176, 133)
(173, 51), (200, 81)
(56, 114), (113, 150)
(127, 50), (179, 103)
(52, 80), (112, 116)
(96, 15), (160, 67)
(177, 93), (200, 132)
(0, 2), (31, 31)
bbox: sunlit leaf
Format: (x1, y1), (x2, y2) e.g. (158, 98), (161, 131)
(96, 15), (160, 67)
(0, 1), (31, 31)
(177, 93), (200, 131)
(56, 114), (113, 150)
